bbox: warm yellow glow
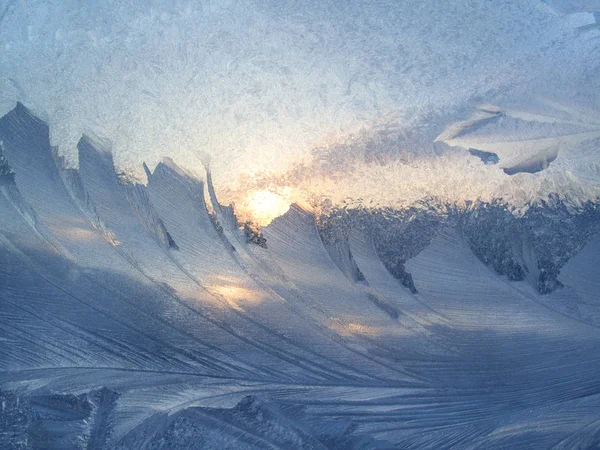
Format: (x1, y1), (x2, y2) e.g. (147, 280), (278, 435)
(213, 285), (261, 304)
(328, 319), (384, 337)
(244, 188), (292, 226)
(206, 275), (267, 311)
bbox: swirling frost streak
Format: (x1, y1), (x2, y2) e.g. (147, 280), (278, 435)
(146, 161), (393, 383)
(1, 106), (600, 448)
(0, 106), (263, 377)
(77, 138), (324, 381)
(263, 205), (438, 381)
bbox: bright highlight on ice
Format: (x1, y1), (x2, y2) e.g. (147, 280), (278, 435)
(1, 1), (600, 447)
(243, 188), (292, 226)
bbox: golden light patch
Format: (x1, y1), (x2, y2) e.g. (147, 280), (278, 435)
(243, 188), (292, 226)
(206, 275), (266, 311)
(328, 319), (383, 337)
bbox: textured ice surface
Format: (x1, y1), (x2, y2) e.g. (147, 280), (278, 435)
(1, 107), (600, 448)
(1, 0), (599, 212)
(2, 1), (600, 447)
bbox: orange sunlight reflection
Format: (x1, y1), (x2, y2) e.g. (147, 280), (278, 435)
(207, 275), (266, 311)
(243, 188), (292, 226)
(329, 319), (384, 337)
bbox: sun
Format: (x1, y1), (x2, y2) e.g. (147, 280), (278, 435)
(244, 188), (292, 226)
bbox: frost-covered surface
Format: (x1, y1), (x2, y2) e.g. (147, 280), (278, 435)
(1, 106), (600, 448)
(0, 388), (119, 450)
(318, 200), (600, 295)
(1, 0), (600, 212)
(460, 200), (600, 293)
(2, 2), (600, 446)
(437, 98), (600, 181)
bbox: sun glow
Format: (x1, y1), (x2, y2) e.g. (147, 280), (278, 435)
(243, 188), (292, 226)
